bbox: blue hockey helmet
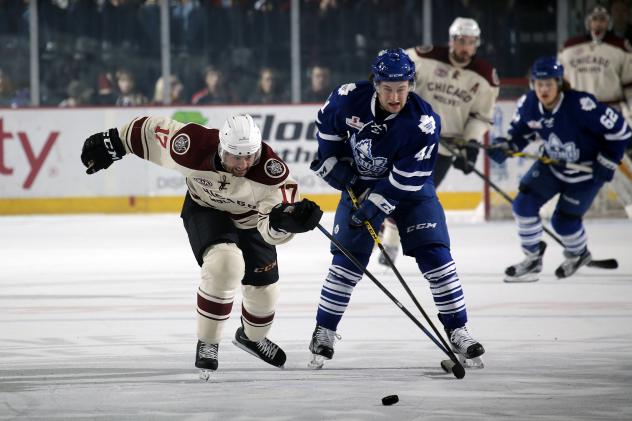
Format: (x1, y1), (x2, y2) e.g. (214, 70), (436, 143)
(531, 57), (564, 80)
(371, 48), (416, 82)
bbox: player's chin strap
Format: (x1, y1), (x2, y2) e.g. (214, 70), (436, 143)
(315, 221), (465, 379)
(440, 140), (618, 270)
(345, 187), (466, 374)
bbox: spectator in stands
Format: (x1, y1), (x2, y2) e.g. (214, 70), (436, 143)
(59, 79), (94, 107)
(153, 74), (186, 105)
(0, 68), (28, 108)
(115, 69), (148, 106)
(302, 65), (331, 103)
(191, 66), (235, 105)
(95, 72), (117, 105)
(611, 0), (632, 44)
(247, 67), (289, 104)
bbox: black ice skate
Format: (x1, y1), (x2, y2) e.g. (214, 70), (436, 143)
(555, 248), (592, 279)
(378, 244), (399, 266)
(504, 241), (547, 283)
(232, 326), (286, 368)
(195, 340), (218, 381)
(446, 326), (485, 369)
(308, 325), (340, 369)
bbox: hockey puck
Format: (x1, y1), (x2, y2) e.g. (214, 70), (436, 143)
(381, 395), (399, 406)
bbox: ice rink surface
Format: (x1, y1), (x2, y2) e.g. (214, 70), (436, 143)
(1, 212), (631, 420)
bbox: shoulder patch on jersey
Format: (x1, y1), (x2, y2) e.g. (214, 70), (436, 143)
(337, 83), (357, 96)
(418, 115), (436, 134)
(169, 125), (218, 171)
(580, 96), (596, 111)
(264, 158), (287, 178)
(245, 143), (290, 185)
(171, 133), (190, 155)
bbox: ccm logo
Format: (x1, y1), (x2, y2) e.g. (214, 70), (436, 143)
(406, 222), (437, 233)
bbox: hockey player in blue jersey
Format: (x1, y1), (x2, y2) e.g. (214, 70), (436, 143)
(308, 48), (485, 369)
(489, 57), (631, 282)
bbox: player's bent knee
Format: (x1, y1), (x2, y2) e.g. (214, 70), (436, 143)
(241, 283), (279, 341)
(551, 209), (582, 235)
(512, 191), (542, 217)
(201, 243), (245, 292)
(413, 244), (453, 274)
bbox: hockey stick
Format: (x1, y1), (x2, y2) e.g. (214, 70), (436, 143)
(440, 140), (618, 270)
(316, 223), (466, 379)
(449, 138), (593, 173)
(344, 187), (469, 367)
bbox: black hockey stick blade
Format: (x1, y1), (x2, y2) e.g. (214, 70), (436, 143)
(587, 259), (618, 269)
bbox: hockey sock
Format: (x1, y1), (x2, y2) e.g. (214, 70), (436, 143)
(552, 211), (587, 255)
(513, 213), (543, 254)
(414, 246), (467, 329)
(315, 253), (369, 331)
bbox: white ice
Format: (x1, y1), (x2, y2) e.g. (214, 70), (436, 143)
(1, 213), (631, 420)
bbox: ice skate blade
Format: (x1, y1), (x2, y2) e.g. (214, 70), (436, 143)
(308, 354), (326, 369)
(441, 356), (484, 371)
(503, 274), (539, 283)
(199, 369), (213, 382)
(458, 355), (485, 369)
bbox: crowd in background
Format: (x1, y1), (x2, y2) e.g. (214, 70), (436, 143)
(1, 0), (630, 107)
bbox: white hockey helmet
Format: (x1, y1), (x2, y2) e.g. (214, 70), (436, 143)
(449, 17), (481, 46)
(218, 114), (262, 163)
(584, 4), (612, 31)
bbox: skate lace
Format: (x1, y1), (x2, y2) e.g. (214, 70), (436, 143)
(450, 327), (477, 350)
(315, 326), (341, 347)
(256, 339), (279, 359)
(199, 342), (218, 360)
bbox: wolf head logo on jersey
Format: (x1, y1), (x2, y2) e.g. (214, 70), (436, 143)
(545, 132), (580, 162)
(350, 136), (388, 177)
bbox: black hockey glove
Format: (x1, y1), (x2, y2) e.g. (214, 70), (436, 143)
(487, 137), (517, 165)
(269, 198), (323, 233)
(81, 128), (125, 174)
(453, 139), (480, 174)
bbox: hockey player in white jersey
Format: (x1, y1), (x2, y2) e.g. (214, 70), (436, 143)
(559, 5), (632, 110)
(378, 17), (500, 265)
(558, 4), (632, 217)
(488, 57), (631, 282)
(80, 114), (322, 376)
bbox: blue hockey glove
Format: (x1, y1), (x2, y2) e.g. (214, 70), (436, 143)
(453, 139), (480, 174)
(593, 153), (619, 182)
(310, 157), (357, 191)
(349, 193), (395, 228)
(487, 137), (516, 164)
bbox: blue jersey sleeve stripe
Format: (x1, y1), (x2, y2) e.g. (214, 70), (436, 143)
(604, 123), (632, 140)
(317, 131), (346, 141)
(388, 173), (424, 191)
